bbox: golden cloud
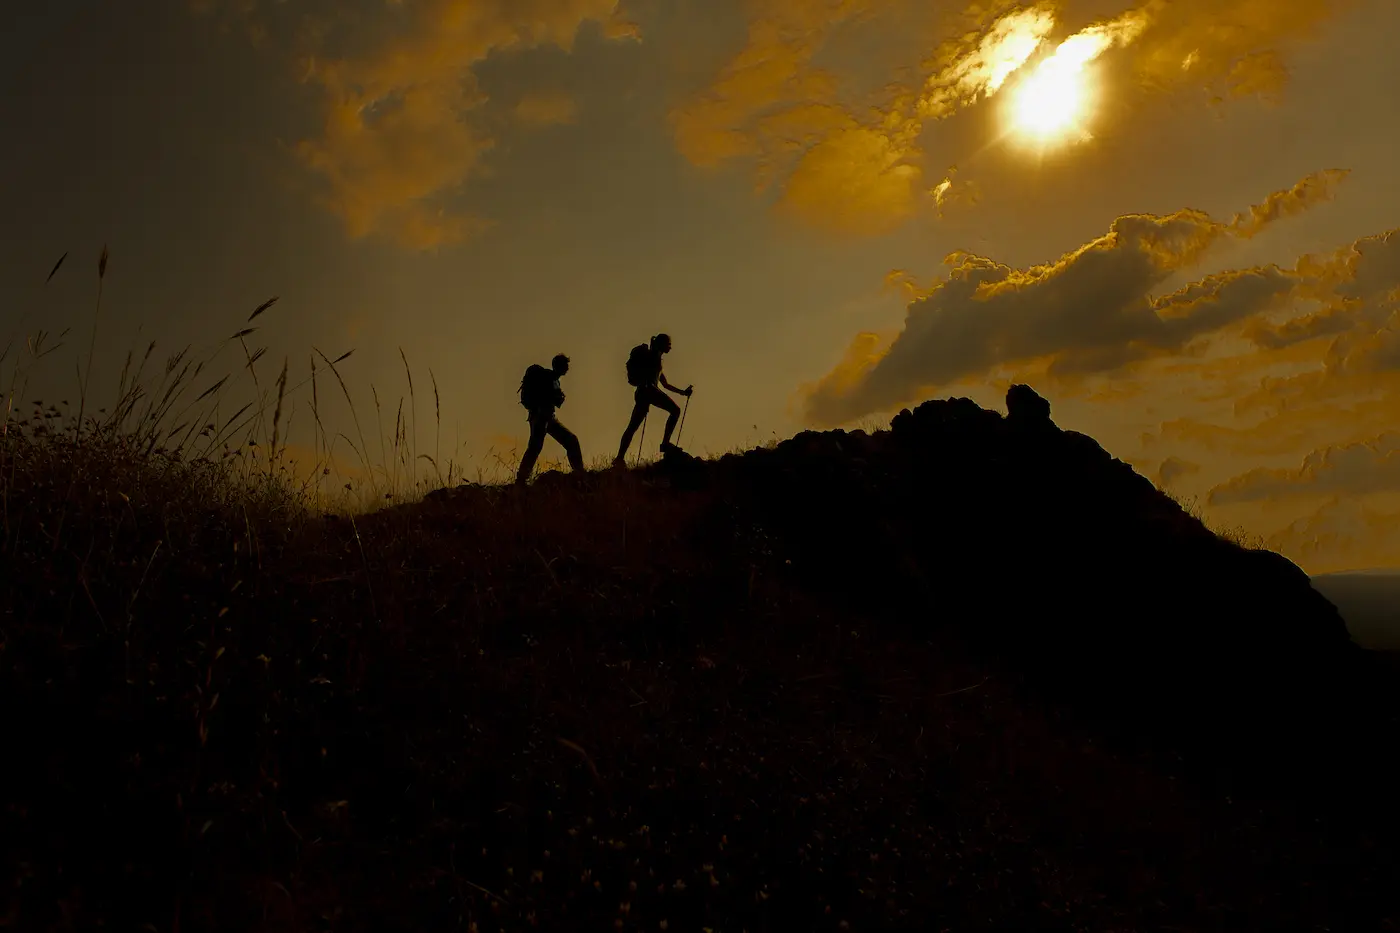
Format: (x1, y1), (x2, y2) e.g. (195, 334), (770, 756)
(1227, 168), (1350, 238)
(796, 330), (892, 413)
(1210, 433), (1400, 505)
(913, 3), (1059, 121)
(669, 1), (1049, 234)
(1145, 414), (1323, 461)
(1220, 229), (1400, 420)
(776, 126), (923, 234)
(669, 0), (882, 164)
(669, 0), (1357, 235)
(802, 170), (1349, 426)
(1263, 496), (1400, 575)
(288, 0), (636, 249)
(1130, 0), (1352, 96)
(1154, 455), (1201, 488)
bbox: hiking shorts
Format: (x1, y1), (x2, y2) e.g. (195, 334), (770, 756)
(633, 385), (670, 408)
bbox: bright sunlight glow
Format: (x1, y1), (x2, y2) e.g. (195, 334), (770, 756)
(1004, 13), (1148, 148)
(1010, 59), (1088, 142)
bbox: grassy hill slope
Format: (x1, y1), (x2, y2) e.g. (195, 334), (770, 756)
(3, 386), (1397, 932)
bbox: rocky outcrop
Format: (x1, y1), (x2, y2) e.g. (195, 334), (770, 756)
(1005, 382), (1053, 428)
(641, 386), (1367, 764)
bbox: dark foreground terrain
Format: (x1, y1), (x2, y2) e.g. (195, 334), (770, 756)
(4, 387), (1399, 931)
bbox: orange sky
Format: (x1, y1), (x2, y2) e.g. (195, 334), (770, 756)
(3, 0), (1399, 571)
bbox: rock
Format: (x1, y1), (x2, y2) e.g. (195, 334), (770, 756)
(891, 396), (998, 437)
(654, 444), (708, 490)
(660, 444), (701, 466)
(1006, 384), (1053, 428)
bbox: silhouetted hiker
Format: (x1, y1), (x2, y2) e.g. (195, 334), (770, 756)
(516, 353), (585, 485)
(614, 333), (692, 465)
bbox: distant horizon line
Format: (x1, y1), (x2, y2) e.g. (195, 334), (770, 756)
(1312, 568), (1400, 577)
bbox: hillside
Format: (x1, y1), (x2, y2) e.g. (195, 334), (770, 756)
(1311, 570), (1400, 651)
(3, 386), (1399, 932)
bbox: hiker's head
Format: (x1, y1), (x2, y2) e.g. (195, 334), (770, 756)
(651, 333), (672, 354)
(551, 353), (570, 376)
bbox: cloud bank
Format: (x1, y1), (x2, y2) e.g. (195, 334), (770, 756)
(296, 0), (638, 249)
(1263, 497), (1400, 575)
(200, 0), (1359, 245)
(801, 169), (1352, 425)
(1210, 433), (1400, 505)
(670, 0), (1357, 235)
(196, 0), (639, 249)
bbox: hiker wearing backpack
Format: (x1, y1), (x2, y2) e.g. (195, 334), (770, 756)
(516, 353), (585, 485)
(614, 333), (692, 466)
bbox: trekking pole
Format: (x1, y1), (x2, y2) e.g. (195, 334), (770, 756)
(677, 392), (691, 447)
(635, 411), (648, 467)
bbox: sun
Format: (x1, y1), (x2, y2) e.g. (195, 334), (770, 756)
(1004, 31), (1113, 148)
(1011, 63), (1086, 141)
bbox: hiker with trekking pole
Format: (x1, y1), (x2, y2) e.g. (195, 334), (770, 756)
(613, 333), (692, 467)
(515, 353), (586, 485)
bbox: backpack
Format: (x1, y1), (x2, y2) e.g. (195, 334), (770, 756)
(518, 364), (556, 410)
(625, 344), (655, 387)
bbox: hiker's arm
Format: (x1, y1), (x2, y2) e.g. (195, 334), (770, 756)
(661, 374), (690, 395)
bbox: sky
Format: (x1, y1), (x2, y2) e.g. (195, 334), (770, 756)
(2, 0), (1398, 572)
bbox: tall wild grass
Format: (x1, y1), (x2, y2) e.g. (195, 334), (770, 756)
(1, 248), (532, 543)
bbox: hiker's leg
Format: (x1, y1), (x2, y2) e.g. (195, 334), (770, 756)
(655, 391), (681, 448)
(549, 419), (585, 473)
(517, 415), (548, 484)
(615, 398), (648, 462)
